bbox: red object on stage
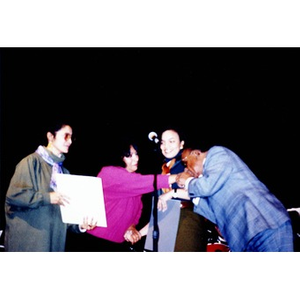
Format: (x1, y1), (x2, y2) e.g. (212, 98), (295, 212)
(206, 242), (230, 252)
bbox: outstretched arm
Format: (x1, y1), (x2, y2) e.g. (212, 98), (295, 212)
(158, 188), (190, 212)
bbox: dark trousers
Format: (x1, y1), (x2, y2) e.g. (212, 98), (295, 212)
(65, 231), (133, 252)
(174, 207), (208, 252)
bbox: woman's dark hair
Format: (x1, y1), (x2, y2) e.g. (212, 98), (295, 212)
(46, 120), (72, 136)
(37, 117), (75, 145)
(158, 125), (187, 143)
(118, 140), (138, 168)
(105, 137), (139, 168)
(158, 124), (208, 152)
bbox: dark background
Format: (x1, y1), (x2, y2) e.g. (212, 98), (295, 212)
(0, 47), (299, 233)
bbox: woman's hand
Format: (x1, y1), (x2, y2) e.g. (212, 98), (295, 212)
(50, 192), (70, 206)
(157, 190), (174, 212)
(80, 217), (97, 231)
(124, 225), (142, 244)
(175, 171), (193, 188)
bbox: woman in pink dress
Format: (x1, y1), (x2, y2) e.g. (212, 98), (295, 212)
(82, 138), (176, 251)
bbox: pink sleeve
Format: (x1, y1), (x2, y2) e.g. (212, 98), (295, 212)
(98, 166), (169, 197)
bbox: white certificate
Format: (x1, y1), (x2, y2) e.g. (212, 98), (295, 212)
(56, 174), (107, 227)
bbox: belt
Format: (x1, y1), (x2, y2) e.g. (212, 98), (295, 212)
(180, 201), (194, 209)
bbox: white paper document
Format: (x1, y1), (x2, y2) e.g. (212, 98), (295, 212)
(56, 174), (107, 227)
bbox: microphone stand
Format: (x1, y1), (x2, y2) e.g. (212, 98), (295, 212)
(152, 173), (159, 252)
(148, 137), (160, 252)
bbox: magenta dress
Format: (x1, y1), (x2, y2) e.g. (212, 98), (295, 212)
(87, 166), (170, 243)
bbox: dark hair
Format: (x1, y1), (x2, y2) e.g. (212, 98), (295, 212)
(159, 125), (187, 143)
(159, 124), (204, 150)
(119, 141), (138, 167)
(105, 137), (139, 168)
(157, 123), (211, 152)
(46, 120), (72, 136)
(120, 142), (138, 158)
(38, 117), (75, 145)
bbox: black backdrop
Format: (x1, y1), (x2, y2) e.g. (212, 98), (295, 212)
(1, 47), (298, 232)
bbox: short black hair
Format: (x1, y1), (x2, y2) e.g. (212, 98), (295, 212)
(158, 124), (187, 142)
(103, 135), (139, 168)
(46, 119), (73, 136)
(38, 117), (75, 145)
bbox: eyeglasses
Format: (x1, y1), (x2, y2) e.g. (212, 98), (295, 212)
(190, 150), (201, 156)
(64, 133), (72, 141)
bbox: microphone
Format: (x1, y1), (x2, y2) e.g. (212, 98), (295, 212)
(148, 131), (160, 144)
